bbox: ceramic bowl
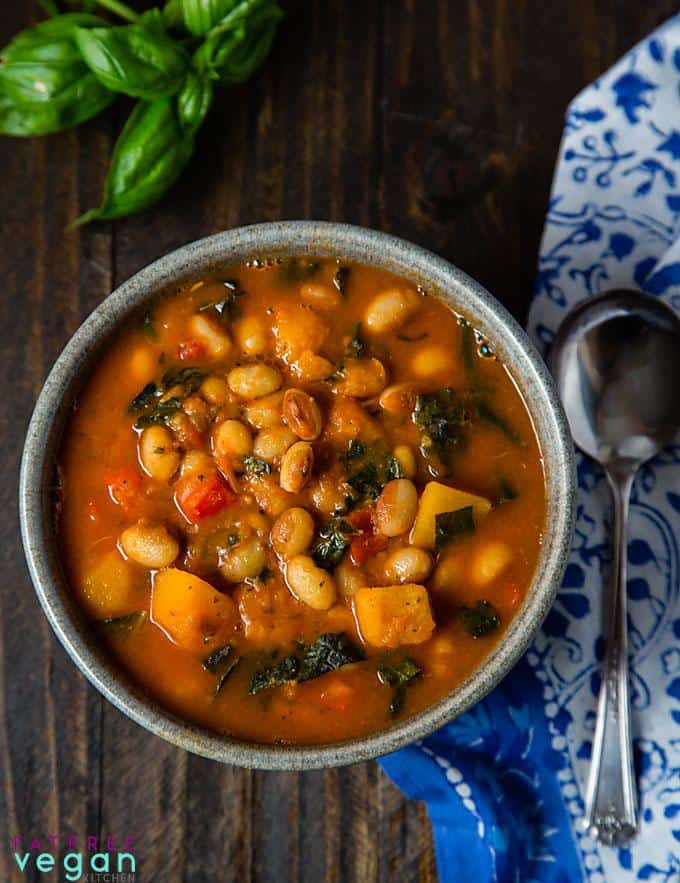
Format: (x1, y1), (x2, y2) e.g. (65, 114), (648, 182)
(19, 222), (575, 769)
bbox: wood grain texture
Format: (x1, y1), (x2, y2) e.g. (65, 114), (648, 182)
(0, 1), (675, 880)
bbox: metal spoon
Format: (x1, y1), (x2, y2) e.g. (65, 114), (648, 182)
(550, 289), (680, 845)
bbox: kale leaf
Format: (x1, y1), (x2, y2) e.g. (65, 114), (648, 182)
(249, 633), (363, 694)
(413, 388), (470, 459)
(378, 657), (422, 716)
(333, 265), (350, 296)
(198, 279), (243, 322)
(462, 600), (501, 638)
(435, 506), (475, 550)
(99, 611), (147, 635)
(312, 518), (356, 570)
(249, 654), (301, 694)
(242, 455), (272, 476)
(340, 440), (402, 509)
(344, 321), (365, 359)
(203, 643), (233, 673)
(128, 365), (206, 428)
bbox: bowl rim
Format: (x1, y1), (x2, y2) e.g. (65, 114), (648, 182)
(19, 221), (576, 770)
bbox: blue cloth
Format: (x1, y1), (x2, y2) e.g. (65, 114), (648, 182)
(379, 14), (680, 883)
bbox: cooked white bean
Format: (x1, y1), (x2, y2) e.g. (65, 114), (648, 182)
(300, 283), (342, 311)
(243, 391), (284, 429)
(271, 507), (315, 557)
(188, 313), (232, 358)
(219, 536), (267, 582)
(384, 546), (433, 583)
(292, 350), (335, 382)
(234, 316), (267, 356)
(364, 288), (419, 333)
(336, 358), (387, 398)
(393, 444), (416, 479)
(253, 426), (297, 464)
(470, 541), (513, 587)
(411, 345), (456, 378)
(213, 419), (253, 459)
(375, 479), (418, 536)
(280, 441), (314, 493)
(282, 388), (323, 440)
(200, 375), (230, 405)
(139, 426), (179, 481)
(181, 449), (214, 476)
(119, 521), (179, 569)
(335, 558), (366, 597)
(379, 383), (417, 416)
(286, 555), (337, 610)
(309, 474), (349, 516)
(228, 363), (281, 399)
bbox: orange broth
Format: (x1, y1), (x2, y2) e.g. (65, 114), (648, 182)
(57, 258), (545, 744)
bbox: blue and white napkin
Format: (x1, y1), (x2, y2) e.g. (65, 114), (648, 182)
(380, 14), (680, 883)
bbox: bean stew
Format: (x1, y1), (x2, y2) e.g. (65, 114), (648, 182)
(57, 258), (545, 745)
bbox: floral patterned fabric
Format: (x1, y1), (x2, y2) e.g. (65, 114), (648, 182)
(380, 14), (680, 883)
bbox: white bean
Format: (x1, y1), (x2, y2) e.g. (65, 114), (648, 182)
(119, 521), (179, 569)
(375, 479), (418, 536)
(188, 313), (232, 358)
(219, 536), (267, 582)
(384, 546), (433, 583)
(243, 391), (284, 429)
(393, 444), (417, 479)
(364, 288), (419, 333)
(234, 316), (267, 356)
(336, 358), (387, 398)
(292, 350), (335, 382)
(335, 558), (366, 597)
(279, 441), (314, 493)
(300, 283), (342, 310)
(271, 507), (315, 557)
(139, 426), (179, 481)
(253, 426), (296, 464)
(282, 388), (323, 440)
(286, 555), (337, 610)
(213, 419), (253, 459)
(228, 363), (282, 399)
(470, 541), (513, 587)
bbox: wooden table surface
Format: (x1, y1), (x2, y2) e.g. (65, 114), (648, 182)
(0, 2), (674, 881)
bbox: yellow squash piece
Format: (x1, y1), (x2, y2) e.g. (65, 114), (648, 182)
(80, 550), (138, 619)
(410, 481), (492, 550)
(354, 584), (435, 648)
(151, 568), (236, 653)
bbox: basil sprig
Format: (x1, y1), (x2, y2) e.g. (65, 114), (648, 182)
(0, 0), (283, 223)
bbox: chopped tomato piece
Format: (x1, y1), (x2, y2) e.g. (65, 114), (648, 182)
(177, 339), (207, 361)
(319, 679), (356, 712)
(347, 506), (387, 564)
(350, 532), (388, 565)
(175, 472), (236, 523)
(105, 467), (142, 511)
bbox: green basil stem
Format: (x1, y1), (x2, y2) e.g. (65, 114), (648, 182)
(93, 0), (140, 23)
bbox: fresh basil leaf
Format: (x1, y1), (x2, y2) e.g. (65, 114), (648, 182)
(194, 0), (283, 86)
(179, 0), (237, 36)
(75, 18), (188, 100)
(178, 69), (213, 132)
(462, 600), (500, 638)
(0, 14), (115, 136)
(75, 97), (194, 225)
(434, 506), (475, 550)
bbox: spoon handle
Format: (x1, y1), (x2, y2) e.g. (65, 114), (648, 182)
(582, 467), (638, 845)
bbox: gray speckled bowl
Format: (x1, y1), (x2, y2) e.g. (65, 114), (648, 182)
(19, 222), (575, 770)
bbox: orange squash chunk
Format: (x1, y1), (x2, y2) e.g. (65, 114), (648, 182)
(354, 584), (435, 648)
(151, 568), (236, 653)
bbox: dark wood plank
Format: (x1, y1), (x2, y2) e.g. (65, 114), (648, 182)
(1, 2), (676, 882)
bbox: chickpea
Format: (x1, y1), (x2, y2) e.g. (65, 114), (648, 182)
(470, 541), (513, 587)
(293, 350), (335, 383)
(411, 345), (456, 378)
(375, 479), (418, 536)
(282, 388), (323, 441)
(384, 546), (433, 583)
(219, 536), (267, 583)
(228, 363), (282, 399)
(336, 358), (387, 398)
(188, 313), (232, 358)
(393, 444), (417, 479)
(379, 383), (417, 416)
(213, 419), (253, 460)
(271, 507), (315, 557)
(335, 558), (366, 597)
(253, 426), (297, 464)
(286, 555), (337, 610)
(364, 288), (419, 333)
(200, 375), (230, 405)
(300, 283), (342, 311)
(234, 315), (267, 356)
(280, 441), (314, 493)
(139, 425), (179, 481)
(119, 520), (179, 569)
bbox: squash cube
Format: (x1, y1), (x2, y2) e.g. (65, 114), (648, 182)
(80, 550), (138, 619)
(151, 568), (236, 653)
(410, 481), (491, 550)
(354, 584), (435, 648)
